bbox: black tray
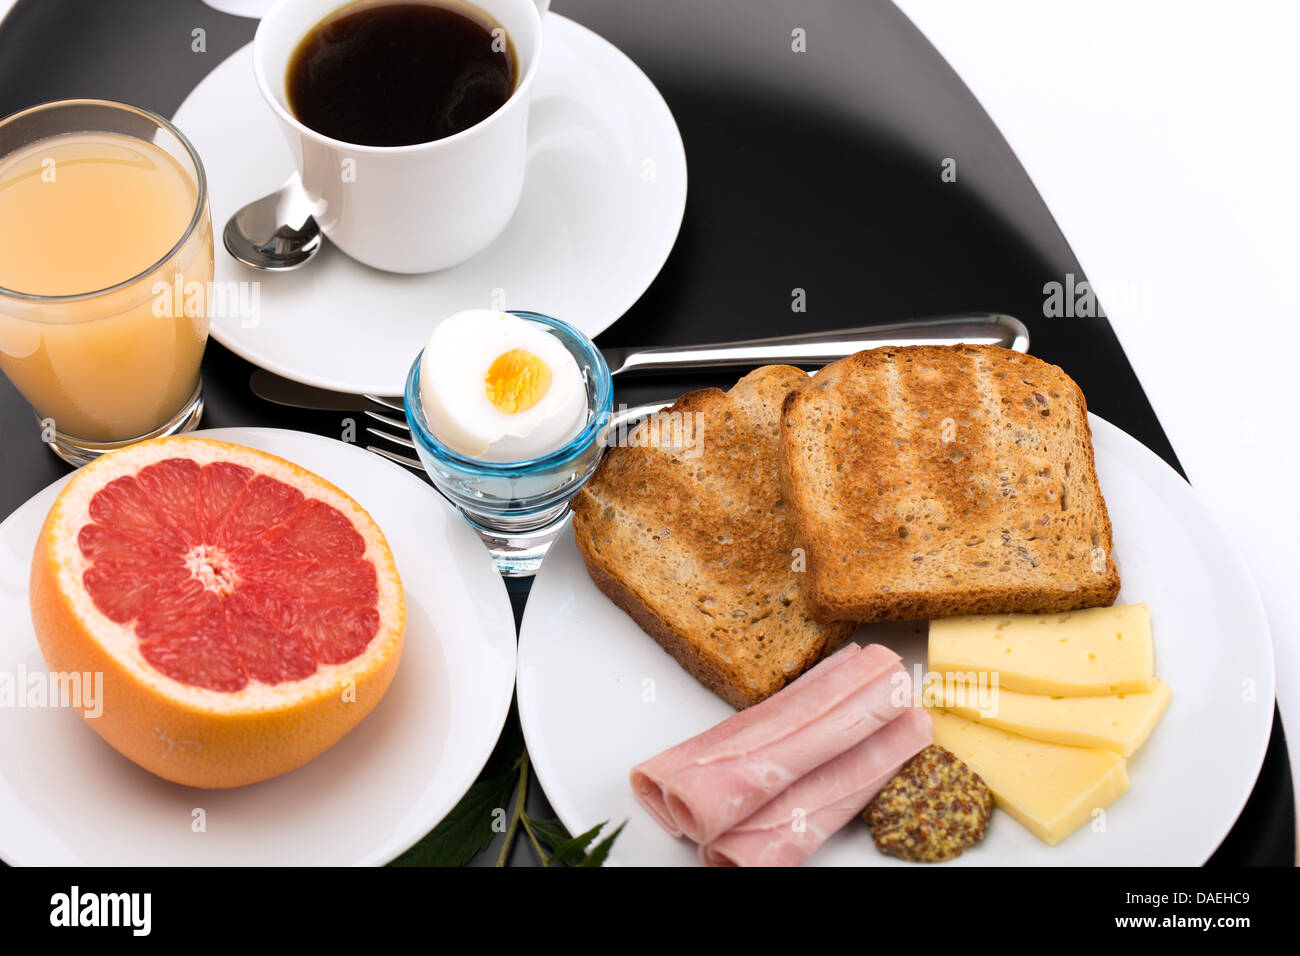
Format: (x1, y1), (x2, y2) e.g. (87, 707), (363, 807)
(0, 0), (1291, 866)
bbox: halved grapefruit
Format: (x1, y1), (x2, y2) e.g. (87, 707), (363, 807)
(29, 436), (405, 788)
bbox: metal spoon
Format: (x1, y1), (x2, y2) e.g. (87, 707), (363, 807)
(222, 174), (323, 271)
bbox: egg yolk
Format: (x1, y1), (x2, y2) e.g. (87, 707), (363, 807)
(484, 349), (552, 414)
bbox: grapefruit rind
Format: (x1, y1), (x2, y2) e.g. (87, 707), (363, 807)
(29, 436), (406, 788)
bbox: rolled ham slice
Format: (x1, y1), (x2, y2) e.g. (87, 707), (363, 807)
(632, 643), (907, 844)
(629, 644), (866, 836)
(699, 706), (934, 866)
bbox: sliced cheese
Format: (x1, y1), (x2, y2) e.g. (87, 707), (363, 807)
(928, 604), (1154, 696)
(929, 709), (1129, 846)
(931, 678), (1171, 757)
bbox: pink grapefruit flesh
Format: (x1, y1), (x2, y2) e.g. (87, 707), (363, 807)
(29, 436), (406, 788)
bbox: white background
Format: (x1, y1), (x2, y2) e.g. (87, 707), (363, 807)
(1, 0), (1296, 854)
(894, 0), (1299, 855)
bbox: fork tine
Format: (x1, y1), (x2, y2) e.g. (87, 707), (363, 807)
(365, 444), (424, 471)
(365, 394), (404, 412)
(363, 407), (410, 431)
(365, 426), (416, 450)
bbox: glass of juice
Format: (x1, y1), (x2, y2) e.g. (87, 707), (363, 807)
(0, 99), (213, 465)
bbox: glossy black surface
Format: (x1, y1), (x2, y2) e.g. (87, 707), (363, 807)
(0, 0), (1290, 866)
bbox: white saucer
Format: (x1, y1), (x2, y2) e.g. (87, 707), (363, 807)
(517, 415), (1276, 866)
(173, 15), (687, 395)
(0, 428), (516, 865)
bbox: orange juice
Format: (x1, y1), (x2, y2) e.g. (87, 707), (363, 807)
(0, 130), (212, 443)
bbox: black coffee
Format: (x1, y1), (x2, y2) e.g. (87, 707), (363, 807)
(286, 1), (517, 147)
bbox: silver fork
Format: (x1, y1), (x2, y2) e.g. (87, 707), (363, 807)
(361, 396), (674, 472)
(358, 393), (422, 471)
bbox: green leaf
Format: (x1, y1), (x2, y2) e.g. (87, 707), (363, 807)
(388, 765), (517, 867)
(540, 819), (626, 867)
(575, 821), (626, 867)
(522, 815), (572, 854)
(543, 821), (608, 865)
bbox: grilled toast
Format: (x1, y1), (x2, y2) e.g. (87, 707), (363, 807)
(779, 345), (1120, 623)
(572, 365), (856, 709)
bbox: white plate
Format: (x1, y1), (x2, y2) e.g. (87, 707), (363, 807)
(172, 15), (687, 396)
(0, 427), (516, 866)
(517, 415), (1276, 866)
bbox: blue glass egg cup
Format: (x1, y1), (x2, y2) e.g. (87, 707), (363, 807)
(404, 311), (613, 576)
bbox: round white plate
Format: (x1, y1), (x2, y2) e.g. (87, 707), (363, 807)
(517, 415), (1276, 866)
(0, 428), (516, 866)
(172, 15), (687, 396)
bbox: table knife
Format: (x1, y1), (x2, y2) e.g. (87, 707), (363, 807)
(250, 311), (1028, 411)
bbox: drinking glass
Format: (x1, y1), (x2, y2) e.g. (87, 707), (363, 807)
(0, 99), (214, 465)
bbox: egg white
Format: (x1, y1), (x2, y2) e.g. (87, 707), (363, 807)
(419, 310), (587, 461)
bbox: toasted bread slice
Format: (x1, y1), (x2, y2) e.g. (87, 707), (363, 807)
(572, 366), (856, 709)
(780, 345), (1120, 623)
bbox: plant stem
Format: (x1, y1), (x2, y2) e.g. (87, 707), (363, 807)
(496, 750), (530, 867)
(519, 809), (549, 864)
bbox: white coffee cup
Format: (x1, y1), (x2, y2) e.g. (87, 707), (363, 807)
(254, 0), (549, 274)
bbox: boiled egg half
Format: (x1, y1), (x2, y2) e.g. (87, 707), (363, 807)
(419, 310), (587, 461)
